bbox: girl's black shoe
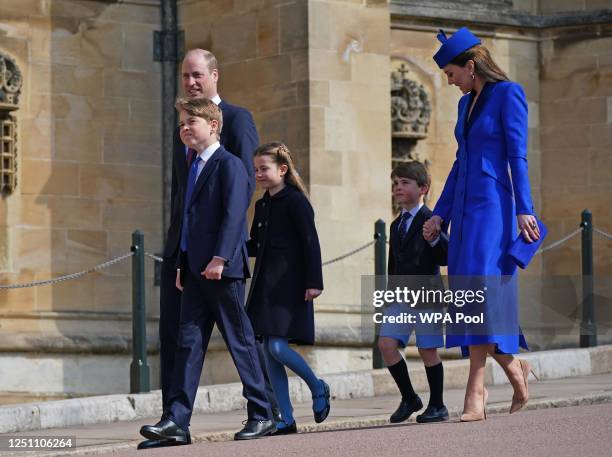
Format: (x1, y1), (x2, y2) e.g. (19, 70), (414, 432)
(272, 421), (297, 435)
(313, 379), (331, 423)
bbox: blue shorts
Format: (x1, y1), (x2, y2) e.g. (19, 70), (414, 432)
(378, 302), (444, 349)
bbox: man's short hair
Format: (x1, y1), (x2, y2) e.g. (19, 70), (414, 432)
(186, 49), (218, 72)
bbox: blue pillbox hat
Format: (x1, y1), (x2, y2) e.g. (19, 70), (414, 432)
(433, 27), (481, 68)
(508, 219), (548, 269)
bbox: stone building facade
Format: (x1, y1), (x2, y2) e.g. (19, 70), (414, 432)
(0, 0), (610, 399)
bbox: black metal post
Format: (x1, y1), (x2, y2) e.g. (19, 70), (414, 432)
(157, 0), (183, 238)
(373, 219), (387, 369)
(580, 210), (597, 347)
(130, 230), (150, 393)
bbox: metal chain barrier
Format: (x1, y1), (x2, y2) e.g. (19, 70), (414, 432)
(145, 252), (164, 263)
(536, 226), (583, 255)
(0, 252), (134, 290)
(1, 224), (605, 289)
(322, 240), (376, 266)
(594, 227), (612, 241)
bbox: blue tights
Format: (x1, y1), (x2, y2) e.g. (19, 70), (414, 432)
(262, 336), (325, 427)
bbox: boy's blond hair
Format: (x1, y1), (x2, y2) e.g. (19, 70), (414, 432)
(175, 97), (223, 138)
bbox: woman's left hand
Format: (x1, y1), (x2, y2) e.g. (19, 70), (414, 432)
(517, 214), (540, 243)
(305, 288), (322, 301)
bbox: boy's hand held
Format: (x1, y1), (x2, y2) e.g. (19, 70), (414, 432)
(423, 215), (442, 240)
(305, 288), (322, 301)
(175, 269), (183, 291)
(202, 257), (225, 280)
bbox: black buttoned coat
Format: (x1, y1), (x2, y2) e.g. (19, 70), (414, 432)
(246, 185), (323, 345)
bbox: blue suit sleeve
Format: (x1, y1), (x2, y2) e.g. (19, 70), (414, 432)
(232, 110), (259, 198)
(502, 83), (534, 215)
(433, 157), (458, 224)
(427, 231), (448, 267)
(215, 156), (250, 262)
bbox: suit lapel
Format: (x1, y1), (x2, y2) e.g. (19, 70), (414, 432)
(401, 208), (426, 246)
(390, 216), (400, 252)
(219, 101), (229, 146)
(187, 148), (221, 209)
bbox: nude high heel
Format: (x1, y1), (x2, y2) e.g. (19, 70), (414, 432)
(509, 359), (539, 414)
(460, 388), (488, 422)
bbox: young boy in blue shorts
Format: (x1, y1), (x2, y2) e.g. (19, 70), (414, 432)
(377, 161), (449, 423)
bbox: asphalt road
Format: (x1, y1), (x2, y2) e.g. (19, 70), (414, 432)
(101, 403), (612, 457)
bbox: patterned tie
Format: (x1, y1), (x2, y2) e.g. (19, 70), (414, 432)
(398, 211), (412, 240)
(186, 148), (196, 167)
(180, 156), (202, 252)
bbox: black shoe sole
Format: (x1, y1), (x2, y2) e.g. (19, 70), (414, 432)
(233, 427), (277, 440)
(139, 429), (188, 443)
(271, 423), (298, 436)
(389, 415), (413, 424)
(137, 439), (190, 450)
(416, 415), (450, 423)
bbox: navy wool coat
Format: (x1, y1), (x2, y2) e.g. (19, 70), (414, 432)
(246, 185), (323, 345)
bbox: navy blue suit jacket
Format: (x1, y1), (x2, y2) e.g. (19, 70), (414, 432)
(387, 205), (448, 298)
(179, 145), (251, 279)
(219, 100), (258, 197)
(388, 205), (448, 277)
(163, 100), (258, 259)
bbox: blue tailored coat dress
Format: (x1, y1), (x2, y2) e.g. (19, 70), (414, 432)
(433, 81), (535, 356)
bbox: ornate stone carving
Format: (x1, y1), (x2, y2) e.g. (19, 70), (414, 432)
(0, 54), (23, 106)
(390, 63), (431, 139)
(0, 52), (22, 195)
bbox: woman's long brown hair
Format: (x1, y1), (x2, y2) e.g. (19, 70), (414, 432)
(451, 44), (509, 82)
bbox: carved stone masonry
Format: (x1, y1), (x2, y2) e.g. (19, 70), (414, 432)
(390, 61), (431, 177)
(391, 63), (431, 140)
(0, 52), (22, 195)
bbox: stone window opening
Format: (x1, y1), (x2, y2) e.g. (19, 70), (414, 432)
(0, 52), (22, 196)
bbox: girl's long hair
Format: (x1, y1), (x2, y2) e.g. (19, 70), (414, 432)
(451, 44), (509, 82)
(254, 142), (309, 197)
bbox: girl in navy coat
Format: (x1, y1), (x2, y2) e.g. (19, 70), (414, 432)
(424, 28), (541, 422)
(246, 142), (330, 434)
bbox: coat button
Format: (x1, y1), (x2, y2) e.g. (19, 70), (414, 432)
(262, 203), (266, 207)
(257, 242), (260, 248)
(258, 222), (262, 228)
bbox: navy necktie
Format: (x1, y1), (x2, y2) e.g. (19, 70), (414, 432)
(180, 156), (202, 252)
(398, 211), (412, 240)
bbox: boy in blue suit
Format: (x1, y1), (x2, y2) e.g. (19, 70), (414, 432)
(150, 49), (279, 450)
(140, 98), (275, 443)
(377, 162), (449, 424)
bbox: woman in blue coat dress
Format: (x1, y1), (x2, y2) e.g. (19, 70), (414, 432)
(423, 28), (541, 422)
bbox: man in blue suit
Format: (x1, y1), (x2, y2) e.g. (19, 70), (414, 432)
(140, 98), (276, 443)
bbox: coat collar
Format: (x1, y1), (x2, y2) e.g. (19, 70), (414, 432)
(464, 81), (496, 135)
(263, 184), (295, 201)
